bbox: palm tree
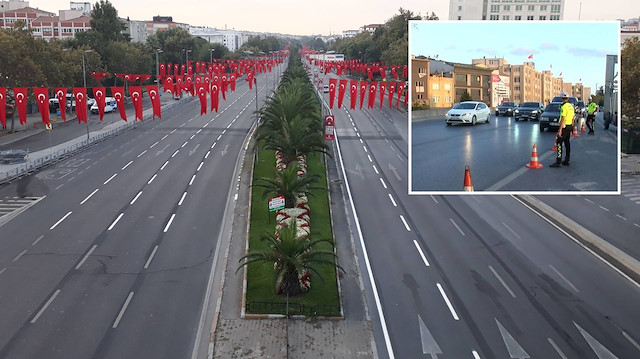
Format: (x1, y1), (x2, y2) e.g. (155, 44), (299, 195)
(255, 162), (324, 208)
(258, 115), (330, 166)
(258, 82), (321, 134)
(237, 219), (339, 296)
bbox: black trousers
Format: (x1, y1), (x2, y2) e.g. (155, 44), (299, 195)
(587, 114), (595, 132)
(556, 125), (572, 162)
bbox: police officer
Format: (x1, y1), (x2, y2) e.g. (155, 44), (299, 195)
(586, 98), (598, 135)
(551, 92), (575, 167)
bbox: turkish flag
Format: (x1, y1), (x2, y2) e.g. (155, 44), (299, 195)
(379, 67), (386, 79)
(402, 65), (408, 78)
(55, 88), (67, 121)
(211, 81), (220, 112)
(337, 79), (347, 109)
(197, 83), (207, 115)
(246, 72), (255, 90)
(176, 77), (184, 96)
(403, 82), (409, 106)
(163, 75), (174, 94)
(230, 73), (237, 91)
(528, 53), (533, 59)
(92, 72), (109, 81)
(160, 63), (166, 78)
(93, 87), (106, 121)
(185, 76), (194, 96)
(378, 82), (386, 109)
(221, 75), (227, 100)
(349, 80), (358, 110)
(73, 87), (87, 124)
(328, 78), (337, 109)
(139, 74), (152, 83)
(359, 81), (367, 110)
(367, 67), (373, 80)
(129, 86), (143, 121)
(13, 87), (28, 125)
(111, 86), (127, 121)
(395, 82), (405, 108)
(368, 82), (377, 109)
(180, 64), (185, 77)
(33, 87), (50, 126)
(174, 64), (179, 77)
(146, 85), (161, 119)
(387, 82), (396, 108)
(391, 66), (399, 80)
(0, 87), (7, 127)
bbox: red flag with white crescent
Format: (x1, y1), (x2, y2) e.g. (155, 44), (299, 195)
(230, 73), (237, 91)
(91, 72), (109, 81)
(379, 67), (386, 79)
(395, 82), (405, 108)
(176, 77), (184, 96)
(349, 80), (358, 110)
(387, 82), (396, 108)
(160, 63), (166, 78)
(368, 81), (377, 109)
(328, 78), (337, 109)
(403, 82), (409, 106)
(93, 87), (106, 121)
(13, 87), (28, 125)
(146, 85), (161, 119)
(197, 83), (207, 115)
(211, 81), (220, 112)
(55, 88), (67, 121)
(378, 82), (386, 109)
(33, 87), (50, 126)
(337, 79), (347, 109)
(359, 81), (367, 110)
(391, 66), (399, 80)
(73, 87), (87, 124)
(111, 86), (127, 121)
(402, 65), (408, 78)
(221, 75), (227, 100)
(163, 75), (174, 94)
(0, 87), (7, 127)
(129, 86), (143, 121)
(367, 67), (373, 80)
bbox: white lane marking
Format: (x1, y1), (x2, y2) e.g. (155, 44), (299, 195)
(196, 129), (202, 134)
(80, 189), (99, 205)
(103, 173), (117, 185)
(170, 129), (177, 134)
(388, 194), (397, 207)
(160, 161), (169, 170)
(32, 235), (44, 246)
(164, 214), (176, 233)
(472, 351), (482, 359)
(179, 123), (186, 127)
(600, 205), (610, 212)
(190, 134), (195, 140)
(584, 198), (594, 204)
(55, 184), (64, 190)
(31, 289), (61, 324)
(547, 338), (568, 359)
(449, 218), (465, 236)
(489, 265), (516, 298)
(172, 150), (179, 158)
(380, 178), (387, 189)
(137, 150), (147, 158)
(147, 174), (158, 184)
(549, 265), (579, 293)
(413, 240), (430, 267)
(359, 138), (363, 144)
(372, 165), (379, 174)
(211, 143), (217, 149)
(400, 215), (411, 231)
(144, 245), (159, 269)
(12, 249), (27, 262)
(50, 211), (72, 230)
(205, 150), (211, 159)
(436, 283), (459, 320)
(367, 155), (372, 162)
(178, 192), (187, 206)
(363, 146), (368, 153)
(130, 191), (143, 205)
(150, 141), (159, 148)
(197, 162), (204, 171)
(181, 141), (188, 148)
(75, 245), (97, 269)
(121, 160), (133, 170)
(161, 134), (168, 140)
(430, 195), (439, 204)
(216, 135), (222, 141)
(635, 223), (640, 229)
(616, 214), (627, 221)
(108, 213), (125, 231)
(502, 222), (521, 239)
(189, 174), (196, 186)
(112, 292), (134, 328)
(0, 268), (6, 275)
(234, 193), (238, 201)
(623, 331), (640, 352)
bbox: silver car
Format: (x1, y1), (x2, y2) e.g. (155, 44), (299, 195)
(446, 101), (491, 125)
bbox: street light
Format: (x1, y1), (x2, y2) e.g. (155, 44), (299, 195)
(82, 49), (93, 140)
(155, 49), (163, 84)
(210, 48), (215, 64)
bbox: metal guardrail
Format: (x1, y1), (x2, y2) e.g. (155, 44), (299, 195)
(0, 96), (195, 185)
(246, 301), (341, 317)
(0, 149), (29, 164)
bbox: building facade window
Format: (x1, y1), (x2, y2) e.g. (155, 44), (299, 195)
(455, 74), (467, 83)
(539, 15), (546, 20)
(458, 6), (462, 10)
(491, 5), (500, 12)
(445, 96), (452, 103)
(550, 15), (560, 20)
(490, 14), (499, 20)
(503, 5), (510, 11)
(444, 84), (451, 91)
(432, 96), (440, 104)
(541, 5), (547, 10)
(551, 4), (561, 12)
(527, 15), (534, 20)
(503, 15), (510, 20)
(432, 83), (440, 90)
(516, 5), (522, 10)
(515, 15), (522, 20)
(528, 5), (535, 11)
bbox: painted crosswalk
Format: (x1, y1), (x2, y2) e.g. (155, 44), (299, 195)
(621, 175), (640, 204)
(0, 196), (45, 227)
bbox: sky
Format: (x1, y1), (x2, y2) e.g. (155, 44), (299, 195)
(29, 0), (640, 36)
(410, 21), (619, 93)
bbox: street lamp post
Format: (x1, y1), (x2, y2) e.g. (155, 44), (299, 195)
(155, 49), (163, 87)
(82, 49), (93, 140)
(210, 48), (214, 64)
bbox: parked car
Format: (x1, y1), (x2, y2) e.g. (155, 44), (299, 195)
(539, 102), (563, 132)
(495, 101), (519, 117)
(323, 84), (329, 93)
(90, 97), (117, 114)
(445, 101), (491, 125)
(86, 97), (96, 108)
(551, 95), (578, 110)
(514, 101), (544, 121)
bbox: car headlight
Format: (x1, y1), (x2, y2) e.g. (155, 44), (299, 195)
(531, 110), (538, 113)
(514, 109), (519, 113)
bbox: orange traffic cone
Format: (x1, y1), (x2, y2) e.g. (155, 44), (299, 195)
(463, 166), (474, 192)
(571, 124), (580, 137)
(525, 144), (544, 169)
(550, 143), (557, 151)
(580, 118), (587, 132)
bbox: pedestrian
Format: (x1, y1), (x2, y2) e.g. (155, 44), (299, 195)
(586, 97), (598, 135)
(551, 92), (575, 167)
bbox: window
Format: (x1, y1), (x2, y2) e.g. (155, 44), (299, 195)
(516, 5), (522, 10)
(432, 83), (440, 90)
(491, 5), (500, 12)
(418, 67), (427, 74)
(503, 15), (510, 20)
(503, 5), (510, 11)
(490, 14), (499, 20)
(458, 6), (462, 10)
(456, 74), (467, 83)
(446, 96), (452, 103)
(527, 15), (534, 20)
(539, 15), (546, 20)
(444, 84), (451, 91)
(528, 5), (535, 10)
(514, 77), (521, 83)
(432, 96), (440, 104)
(515, 15), (522, 20)
(458, 16), (462, 20)
(550, 15), (560, 20)
(551, 4), (561, 12)
(540, 5), (547, 10)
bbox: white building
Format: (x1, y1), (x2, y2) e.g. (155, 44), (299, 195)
(189, 27), (247, 52)
(449, 0), (564, 21)
(342, 29), (359, 38)
(490, 71), (511, 107)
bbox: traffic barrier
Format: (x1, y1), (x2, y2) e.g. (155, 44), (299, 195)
(525, 143), (544, 169)
(463, 165), (474, 192)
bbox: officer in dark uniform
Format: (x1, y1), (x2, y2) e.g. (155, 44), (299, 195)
(551, 92), (575, 167)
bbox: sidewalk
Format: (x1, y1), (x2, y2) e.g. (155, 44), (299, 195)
(621, 153), (640, 174)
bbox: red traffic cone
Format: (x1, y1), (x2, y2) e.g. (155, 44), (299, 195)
(525, 143), (544, 169)
(550, 143), (557, 151)
(580, 118), (587, 132)
(463, 166), (474, 192)
(571, 124), (580, 137)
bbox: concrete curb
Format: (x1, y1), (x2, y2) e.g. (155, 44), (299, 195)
(518, 195), (640, 282)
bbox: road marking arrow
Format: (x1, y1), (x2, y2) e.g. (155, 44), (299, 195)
(156, 144), (170, 156)
(189, 143), (201, 157)
(574, 322), (619, 359)
(388, 163), (402, 181)
(496, 319), (530, 358)
(418, 314), (443, 359)
(220, 144), (228, 157)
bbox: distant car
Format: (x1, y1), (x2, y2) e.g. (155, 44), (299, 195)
(323, 84), (329, 93)
(86, 97), (96, 108)
(445, 101), (491, 125)
(551, 95), (578, 110)
(539, 102), (563, 132)
(514, 101), (544, 121)
(90, 97), (117, 114)
(496, 101), (518, 117)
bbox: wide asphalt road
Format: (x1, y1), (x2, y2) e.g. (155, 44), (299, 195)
(320, 75), (640, 359)
(0, 66), (282, 359)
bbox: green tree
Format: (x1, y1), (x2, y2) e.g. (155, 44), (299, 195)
(90, 0), (126, 43)
(255, 162), (324, 209)
(237, 219), (338, 296)
(622, 37), (640, 119)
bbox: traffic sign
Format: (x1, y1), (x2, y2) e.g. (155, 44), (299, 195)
(324, 115), (335, 141)
(268, 195), (285, 212)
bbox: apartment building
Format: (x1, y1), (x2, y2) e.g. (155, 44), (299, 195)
(0, 1), (91, 40)
(123, 16), (189, 43)
(451, 62), (492, 103)
(449, 0), (565, 21)
(411, 56), (455, 108)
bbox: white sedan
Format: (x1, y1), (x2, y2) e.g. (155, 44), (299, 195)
(445, 101), (491, 125)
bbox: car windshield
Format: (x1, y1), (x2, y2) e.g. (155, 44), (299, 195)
(522, 102), (539, 107)
(501, 102), (515, 107)
(454, 103), (477, 109)
(544, 103), (562, 112)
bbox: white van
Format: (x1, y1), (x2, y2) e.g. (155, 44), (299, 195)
(90, 97), (117, 114)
